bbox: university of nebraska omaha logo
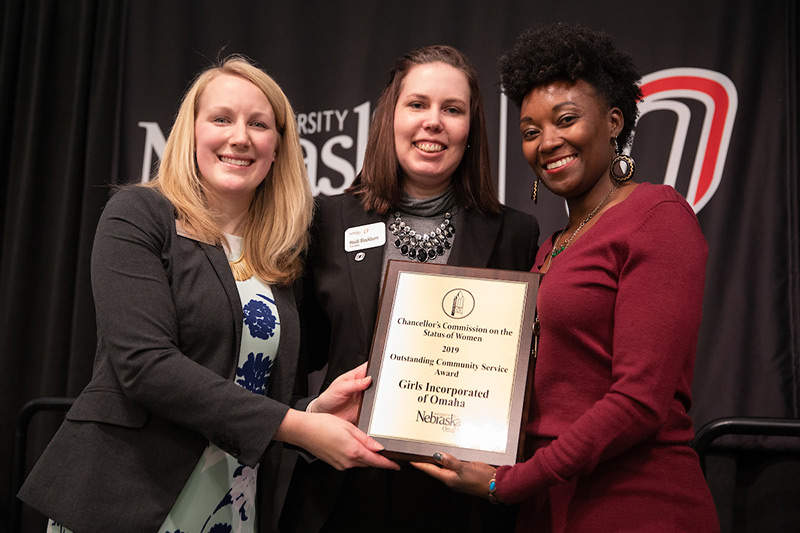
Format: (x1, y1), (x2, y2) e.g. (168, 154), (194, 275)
(634, 68), (738, 213)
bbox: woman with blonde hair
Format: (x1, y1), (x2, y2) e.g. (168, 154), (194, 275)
(19, 55), (397, 533)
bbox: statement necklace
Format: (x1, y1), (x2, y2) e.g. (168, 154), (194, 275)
(390, 211), (455, 262)
(546, 185), (617, 269)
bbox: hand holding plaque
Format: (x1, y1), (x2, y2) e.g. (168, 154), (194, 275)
(358, 260), (540, 465)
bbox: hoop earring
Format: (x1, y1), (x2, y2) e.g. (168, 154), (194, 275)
(531, 177), (540, 204)
(610, 138), (635, 183)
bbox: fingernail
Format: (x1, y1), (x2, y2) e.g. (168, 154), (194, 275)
(433, 452), (442, 462)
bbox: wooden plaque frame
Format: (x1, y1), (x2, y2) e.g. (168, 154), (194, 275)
(357, 260), (540, 466)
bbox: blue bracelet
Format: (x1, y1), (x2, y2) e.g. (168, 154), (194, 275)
(488, 471), (499, 505)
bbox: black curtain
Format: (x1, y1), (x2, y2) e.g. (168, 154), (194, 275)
(0, 1), (126, 530)
(0, 1), (798, 532)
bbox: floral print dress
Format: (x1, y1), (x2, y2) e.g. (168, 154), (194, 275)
(48, 234), (280, 533)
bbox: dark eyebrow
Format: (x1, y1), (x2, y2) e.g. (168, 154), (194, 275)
(402, 93), (468, 107)
(519, 100), (579, 124)
(553, 101), (579, 111)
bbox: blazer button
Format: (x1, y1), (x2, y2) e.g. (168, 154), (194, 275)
(230, 445), (242, 457)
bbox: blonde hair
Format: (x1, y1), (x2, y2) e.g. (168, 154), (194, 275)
(145, 55), (313, 285)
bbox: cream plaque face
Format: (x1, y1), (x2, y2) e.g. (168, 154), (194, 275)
(368, 271), (528, 453)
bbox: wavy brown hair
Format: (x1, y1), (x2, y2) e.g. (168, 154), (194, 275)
(348, 45), (501, 214)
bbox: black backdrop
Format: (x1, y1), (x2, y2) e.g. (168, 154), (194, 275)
(1, 1), (798, 531)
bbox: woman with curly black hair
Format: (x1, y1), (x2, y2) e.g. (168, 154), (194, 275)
(416, 23), (720, 531)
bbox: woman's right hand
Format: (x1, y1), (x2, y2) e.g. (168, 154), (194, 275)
(310, 362), (371, 424)
(276, 409), (400, 471)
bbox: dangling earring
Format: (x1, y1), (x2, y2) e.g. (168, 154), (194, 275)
(610, 138), (635, 183)
(531, 177), (540, 204)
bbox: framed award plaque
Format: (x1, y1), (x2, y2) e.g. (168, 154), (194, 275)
(357, 260), (541, 466)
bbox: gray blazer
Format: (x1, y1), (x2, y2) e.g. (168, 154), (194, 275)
(19, 186), (301, 533)
(282, 192), (538, 532)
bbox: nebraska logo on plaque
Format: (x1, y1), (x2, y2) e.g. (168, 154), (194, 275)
(358, 260), (541, 465)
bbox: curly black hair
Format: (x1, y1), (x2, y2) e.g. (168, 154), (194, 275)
(498, 23), (643, 148)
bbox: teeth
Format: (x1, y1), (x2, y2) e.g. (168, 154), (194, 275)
(545, 155), (576, 170)
(220, 156), (252, 167)
(415, 142), (445, 153)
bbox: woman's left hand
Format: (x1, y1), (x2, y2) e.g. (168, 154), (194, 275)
(310, 362), (371, 423)
(412, 452), (497, 500)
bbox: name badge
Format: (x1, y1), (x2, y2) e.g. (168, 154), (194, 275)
(345, 222), (386, 252)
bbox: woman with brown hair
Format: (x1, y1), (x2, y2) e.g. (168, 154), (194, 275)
(281, 45), (539, 532)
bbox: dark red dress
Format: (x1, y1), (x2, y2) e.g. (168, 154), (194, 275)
(495, 184), (719, 532)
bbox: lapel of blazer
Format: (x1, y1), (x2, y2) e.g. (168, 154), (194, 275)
(339, 198), (385, 342)
(268, 283), (299, 403)
(196, 240), (244, 378)
(447, 208), (502, 268)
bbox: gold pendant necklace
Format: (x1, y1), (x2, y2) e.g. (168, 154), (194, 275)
(545, 185), (617, 270)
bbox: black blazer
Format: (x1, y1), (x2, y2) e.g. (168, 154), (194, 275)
(282, 192), (539, 532)
(301, 192), (539, 391)
(19, 186), (301, 533)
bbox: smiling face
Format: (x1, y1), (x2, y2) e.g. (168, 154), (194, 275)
(194, 73), (279, 207)
(519, 79), (622, 201)
(393, 62), (471, 198)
